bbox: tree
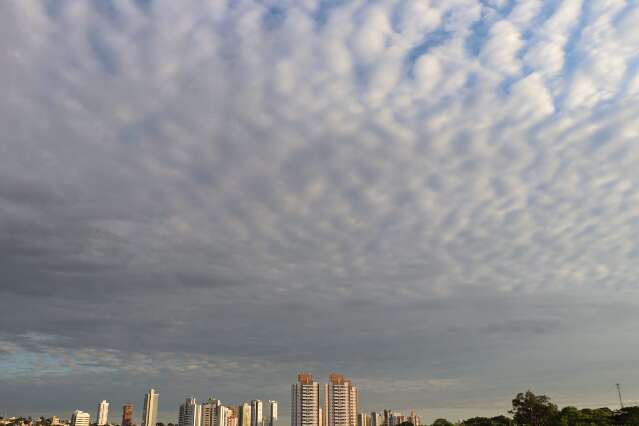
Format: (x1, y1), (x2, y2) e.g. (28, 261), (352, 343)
(510, 391), (558, 426)
(489, 416), (513, 426)
(462, 416), (512, 426)
(462, 418), (491, 426)
(614, 406), (639, 425)
(431, 420), (454, 426)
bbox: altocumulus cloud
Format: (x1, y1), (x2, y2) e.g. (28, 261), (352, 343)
(2, 0), (639, 422)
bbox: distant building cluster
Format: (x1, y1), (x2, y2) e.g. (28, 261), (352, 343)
(291, 373), (420, 426)
(3, 374), (421, 426)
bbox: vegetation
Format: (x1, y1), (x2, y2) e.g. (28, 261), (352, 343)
(425, 390), (638, 426)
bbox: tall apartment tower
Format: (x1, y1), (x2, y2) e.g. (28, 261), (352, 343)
(142, 389), (159, 426)
(268, 401), (278, 426)
(217, 406), (231, 426)
(71, 411), (90, 426)
(324, 374), (358, 426)
(408, 412), (420, 426)
(369, 414), (382, 426)
(122, 405), (134, 426)
(356, 414), (369, 426)
(97, 401), (109, 426)
(251, 401), (263, 426)
(238, 403), (251, 426)
(291, 373), (321, 426)
(202, 398), (221, 426)
(179, 398), (202, 426)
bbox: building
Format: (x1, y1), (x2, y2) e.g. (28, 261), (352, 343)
(324, 374), (358, 426)
(268, 401), (278, 426)
(356, 414), (369, 426)
(387, 413), (403, 426)
(224, 406), (238, 426)
(217, 406), (231, 426)
(226, 407), (238, 426)
(97, 401), (109, 426)
(50, 417), (61, 426)
(122, 404), (134, 426)
(369, 413), (382, 426)
(70, 411), (90, 426)
(202, 398), (222, 426)
(291, 373), (321, 426)
(238, 403), (251, 426)
(142, 389), (159, 426)
(251, 401), (262, 426)
(408, 412), (420, 426)
(179, 398), (201, 426)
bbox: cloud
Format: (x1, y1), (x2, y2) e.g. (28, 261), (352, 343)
(2, 0), (639, 422)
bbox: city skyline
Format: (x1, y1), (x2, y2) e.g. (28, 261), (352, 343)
(3, 0), (639, 423)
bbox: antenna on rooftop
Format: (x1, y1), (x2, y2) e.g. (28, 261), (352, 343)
(617, 383), (624, 409)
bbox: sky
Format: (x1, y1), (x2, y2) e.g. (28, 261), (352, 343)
(2, 0), (639, 423)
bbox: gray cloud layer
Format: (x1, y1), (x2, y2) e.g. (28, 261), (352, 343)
(2, 0), (639, 423)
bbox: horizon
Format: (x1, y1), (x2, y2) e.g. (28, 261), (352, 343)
(2, 1), (639, 425)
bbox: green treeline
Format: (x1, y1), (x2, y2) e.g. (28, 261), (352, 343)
(418, 390), (639, 426)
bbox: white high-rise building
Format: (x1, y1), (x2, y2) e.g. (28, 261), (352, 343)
(238, 403), (251, 426)
(324, 374), (358, 426)
(97, 401), (109, 426)
(268, 401), (278, 426)
(142, 389), (159, 426)
(202, 398), (221, 426)
(179, 398), (202, 426)
(251, 401), (263, 426)
(71, 411), (90, 426)
(217, 405), (231, 426)
(291, 373), (320, 426)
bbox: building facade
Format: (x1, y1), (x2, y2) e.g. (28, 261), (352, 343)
(324, 374), (358, 426)
(96, 401), (109, 426)
(202, 399), (222, 426)
(179, 398), (202, 426)
(122, 404), (134, 426)
(238, 403), (251, 426)
(142, 389), (159, 426)
(71, 411), (90, 426)
(251, 401), (263, 426)
(291, 373), (321, 426)
(408, 412), (420, 426)
(268, 401), (278, 426)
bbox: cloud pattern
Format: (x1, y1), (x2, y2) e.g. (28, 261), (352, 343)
(2, 0), (639, 422)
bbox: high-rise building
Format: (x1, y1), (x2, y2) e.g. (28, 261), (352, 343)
(408, 412), (420, 426)
(356, 414), (369, 426)
(224, 406), (238, 426)
(97, 401), (109, 426)
(238, 403), (251, 426)
(202, 398), (221, 426)
(291, 373), (320, 426)
(217, 406), (230, 426)
(142, 389), (159, 426)
(251, 401), (263, 426)
(268, 401), (278, 426)
(122, 405), (134, 426)
(71, 411), (90, 426)
(369, 413), (382, 426)
(387, 413), (402, 426)
(179, 398), (201, 426)
(324, 374), (358, 426)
